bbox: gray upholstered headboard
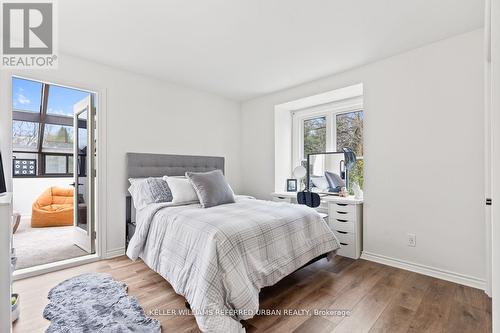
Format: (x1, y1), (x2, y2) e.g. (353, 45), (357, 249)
(125, 153), (225, 241)
(126, 153), (225, 179)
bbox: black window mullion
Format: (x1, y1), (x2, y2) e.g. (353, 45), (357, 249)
(14, 112), (74, 127)
(40, 153), (44, 176)
(12, 110), (41, 122)
(45, 114), (73, 127)
(37, 84), (50, 175)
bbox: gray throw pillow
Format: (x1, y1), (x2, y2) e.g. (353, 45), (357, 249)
(325, 171), (346, 192)
(185, 170), (235, 208)
(311, 176), (330, 191)
(146, 178), (172, 202)
(128, 177), (172, 210)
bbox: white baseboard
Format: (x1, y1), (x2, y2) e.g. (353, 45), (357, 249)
(104, 247), (125, 259)
(361, 251), (486, 291)
(14, 254), (100, 280)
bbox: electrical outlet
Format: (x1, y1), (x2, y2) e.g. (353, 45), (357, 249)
(408, 233), (416, 247)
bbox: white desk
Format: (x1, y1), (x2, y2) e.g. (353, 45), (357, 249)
(270, 192), (363, 259)
(271, 191), (362, 204)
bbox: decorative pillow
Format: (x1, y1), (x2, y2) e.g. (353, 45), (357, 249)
(163, 176), (199, 205)
(128, 177), (172, 210)
(185, 170), (235, 208)
(310, 176), (330, 191)
(324, 171), (346, 192)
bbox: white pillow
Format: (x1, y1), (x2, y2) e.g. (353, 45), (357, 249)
(163, 176), (199, 204)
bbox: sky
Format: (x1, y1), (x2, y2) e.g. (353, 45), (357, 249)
(12, 78), (42, 112)
(12, 78), (90, 116)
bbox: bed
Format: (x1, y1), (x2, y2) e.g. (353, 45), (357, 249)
(124, 153), (340, 333)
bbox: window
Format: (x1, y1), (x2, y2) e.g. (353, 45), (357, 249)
(42, 124), (74, 152)
(12, 120), (38, 151)
(12, 78), (42, 113)
(47, 85), (91, 116)
(336, 111), (363, 155)
(45, 155), (67, 174)
(293, 97), (364, 190)
(11, 77), (94, 177)
(303, 117), (327, 159)
(336, 111), (364, 189)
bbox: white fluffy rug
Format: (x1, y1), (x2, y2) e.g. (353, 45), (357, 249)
(44, 273), (161, 332)
(13, 220), (88, 269)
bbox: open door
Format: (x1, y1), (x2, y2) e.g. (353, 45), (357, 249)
(72, 95), (95, 253)
(490, 0), (500, 329)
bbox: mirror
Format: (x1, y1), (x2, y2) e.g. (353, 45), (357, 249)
(306, 149), (357, 194)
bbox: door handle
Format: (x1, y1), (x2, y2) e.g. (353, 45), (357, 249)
(70, 182), (84, 187)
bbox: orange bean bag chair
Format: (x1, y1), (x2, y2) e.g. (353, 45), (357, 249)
(31, 187), (74, 228)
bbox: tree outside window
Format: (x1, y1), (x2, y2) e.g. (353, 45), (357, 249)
(337, 111), (364, 190)
(303, 117), (326, 158)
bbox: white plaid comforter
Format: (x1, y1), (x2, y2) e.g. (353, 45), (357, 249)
(126, 196), (340, 332)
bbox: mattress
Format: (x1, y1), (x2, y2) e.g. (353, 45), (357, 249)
(126, 196), (340, 332)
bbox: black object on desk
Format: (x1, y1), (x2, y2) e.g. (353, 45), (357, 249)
(297, 191), (321, 208)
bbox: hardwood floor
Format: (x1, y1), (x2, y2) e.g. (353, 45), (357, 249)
(12, 256), (491, 333)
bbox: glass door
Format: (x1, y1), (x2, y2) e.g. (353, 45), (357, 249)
(72, 95), (95, 253)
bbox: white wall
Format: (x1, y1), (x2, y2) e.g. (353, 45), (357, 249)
(12, 178), (73, 217)
(240, 30), (486, 286)
(0, 54), (242, 257)
(0, 28), (486, 288)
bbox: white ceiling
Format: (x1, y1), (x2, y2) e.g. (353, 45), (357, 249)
(59, 0), (484, 101)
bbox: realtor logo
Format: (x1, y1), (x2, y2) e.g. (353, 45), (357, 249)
(1, 0), (58, 68)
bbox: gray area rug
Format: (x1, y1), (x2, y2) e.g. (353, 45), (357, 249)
(43, 273), (161, 333)
(13, 220), (87, 269)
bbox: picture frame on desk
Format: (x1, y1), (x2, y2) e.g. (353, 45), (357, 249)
(286, 179), (297, 192)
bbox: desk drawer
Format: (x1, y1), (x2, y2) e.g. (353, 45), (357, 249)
(317, 201), (328, 212)
(330, 219), (355, 233)
(331, 202), (356, 214)
(272, 196), (292, 203)
(336, 242), (356, 258)
(333, 230), (354, 244)
(331, 210), (357, 222)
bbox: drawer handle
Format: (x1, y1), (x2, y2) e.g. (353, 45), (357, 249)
(337, 231), (348, 234)
(278, 197), (285, 199)
(336, 219), (348, 222)
(336, 211), (348, 214)
(340, 242), (348, 246)
(337, 203), (348, 206)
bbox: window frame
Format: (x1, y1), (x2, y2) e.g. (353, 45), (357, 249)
(11, 76), (92, 178)
(291, 96), (364, 172)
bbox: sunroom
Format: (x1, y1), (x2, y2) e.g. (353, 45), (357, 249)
(10, 77), (97, 271)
